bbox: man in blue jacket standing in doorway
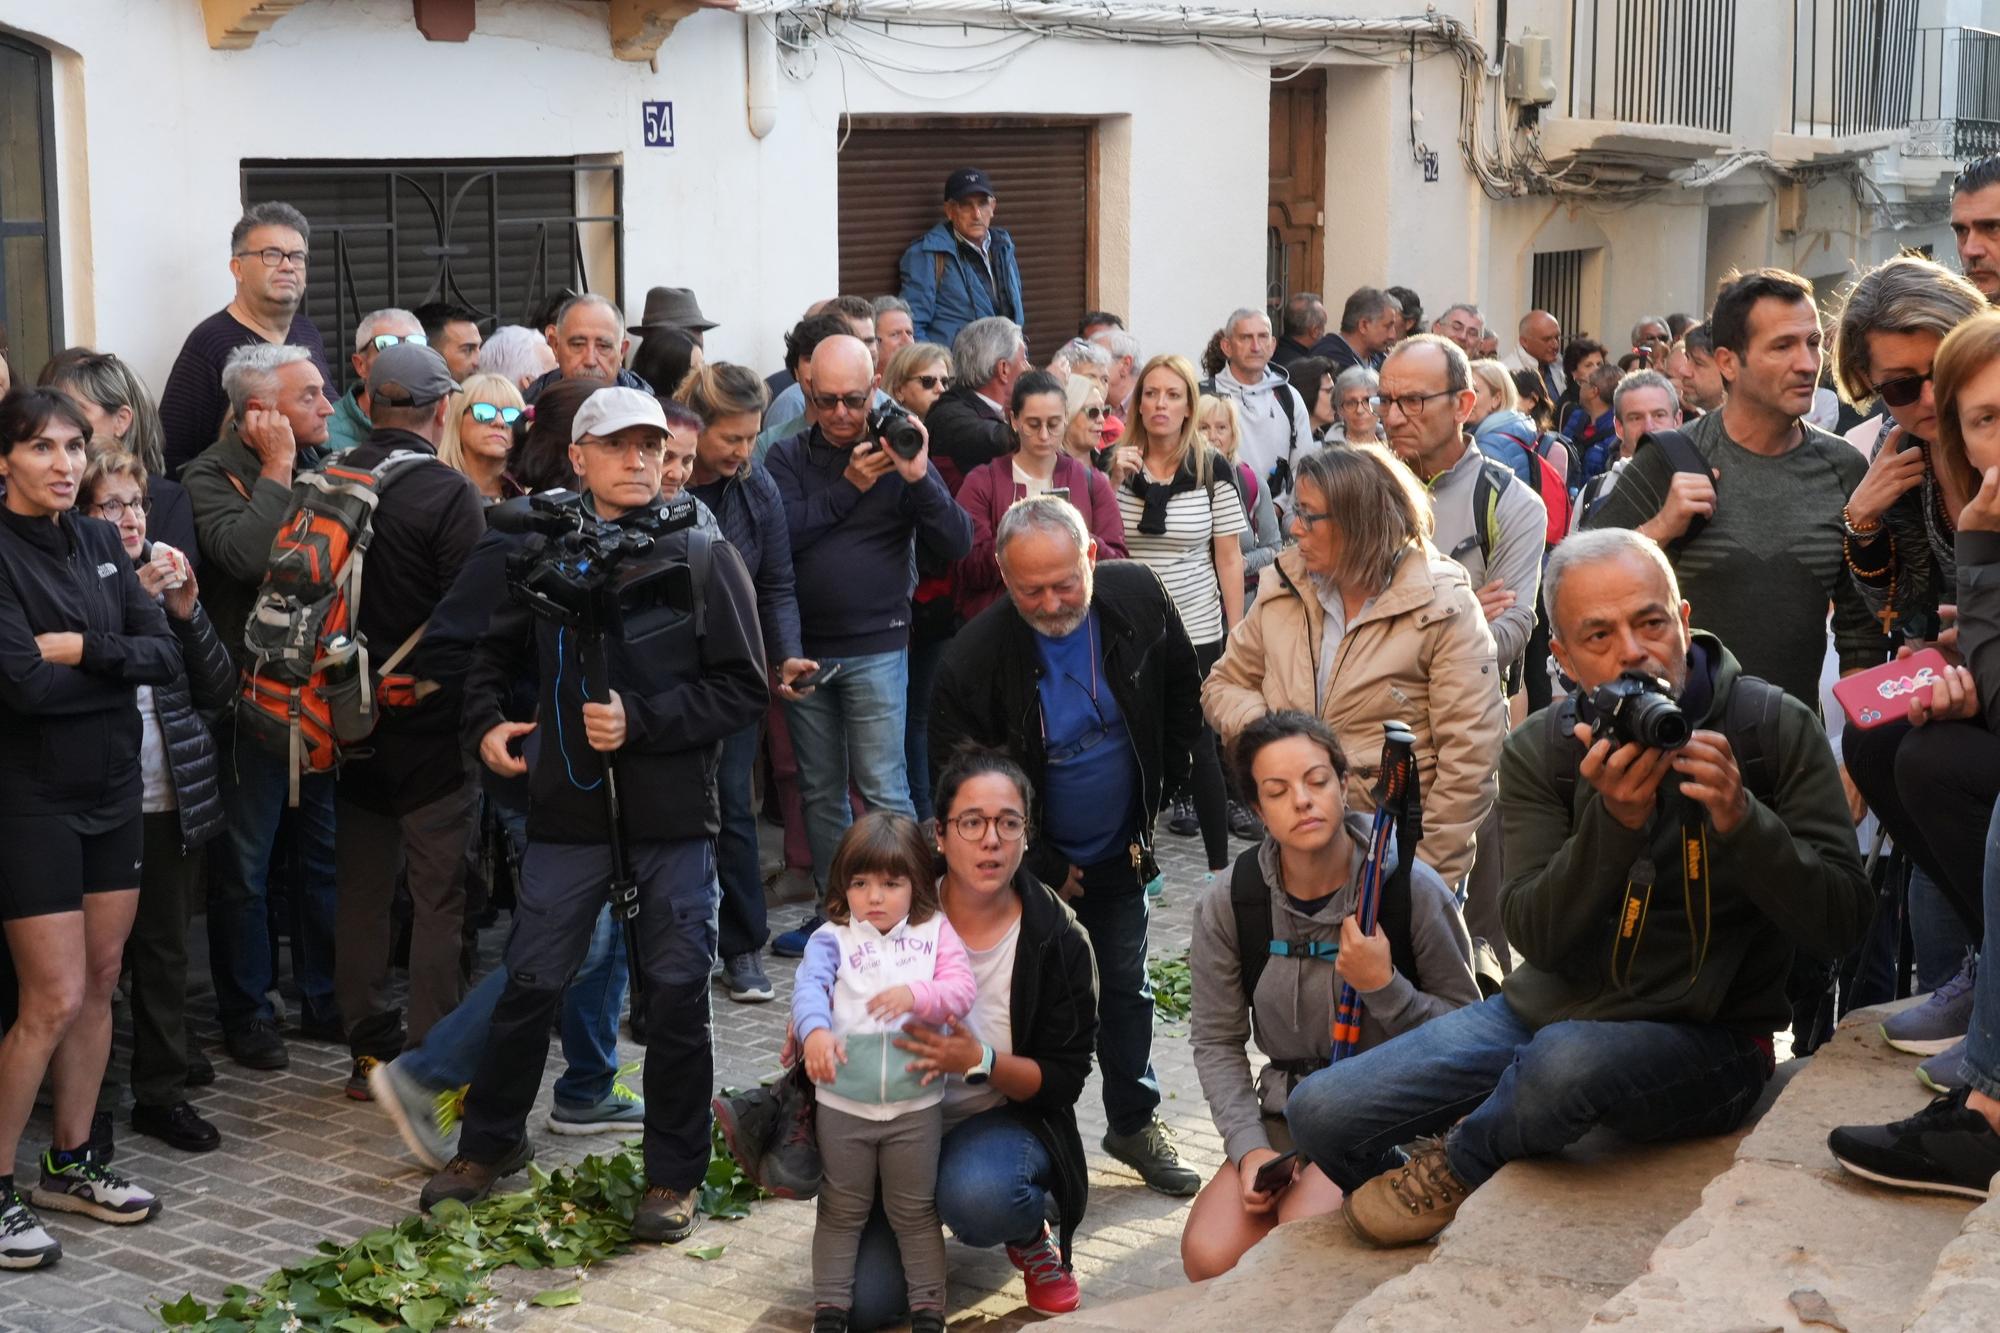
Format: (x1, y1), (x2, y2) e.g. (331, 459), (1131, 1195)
(899, 167), (1027, 348)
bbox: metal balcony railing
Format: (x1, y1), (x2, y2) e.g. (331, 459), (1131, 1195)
(1568, 0), (1737, 135)
(1791, 0), (1920, 138)
(1908, 26), (2000, 159)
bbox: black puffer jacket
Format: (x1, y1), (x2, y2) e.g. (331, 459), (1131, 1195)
(138, 543), (237, 850)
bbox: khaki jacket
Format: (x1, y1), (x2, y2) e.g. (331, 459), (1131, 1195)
(1202, 543), (1505, 884)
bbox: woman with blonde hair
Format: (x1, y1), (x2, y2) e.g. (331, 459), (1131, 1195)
(1108, 353), (1247, 872)
(1196, 393), (1281, 598)
(1060, 374), (1110, 466)
(882, 342), (953, 420)
(1203, 444), (1504, 890)
(437, 372), (527, 502)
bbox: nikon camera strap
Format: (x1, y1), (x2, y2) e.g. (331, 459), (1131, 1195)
(1609, 809), (1713, 998)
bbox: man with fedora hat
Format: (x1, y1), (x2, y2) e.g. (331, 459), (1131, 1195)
(898, 166), (1026, 349)
(332, 341), (490, 1102)
(629, 286), (719, 346)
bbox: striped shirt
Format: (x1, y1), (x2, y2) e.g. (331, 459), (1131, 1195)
(1117, 467), (1247, 645)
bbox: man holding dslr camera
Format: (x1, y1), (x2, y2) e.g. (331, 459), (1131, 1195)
(420, 387), (768, 1242)
(1283, 529), (1870, 1247)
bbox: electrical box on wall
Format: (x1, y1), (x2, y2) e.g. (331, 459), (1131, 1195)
(1505, 34), (1557, 107)
(1776, 181), (1808, 238)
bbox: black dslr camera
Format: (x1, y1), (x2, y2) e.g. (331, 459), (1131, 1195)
(1579, 671), (1692, 751)
(869, 399), (926, 460)
(489, 489), (699, 636)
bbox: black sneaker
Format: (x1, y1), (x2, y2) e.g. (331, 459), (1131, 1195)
(811, 1307), (851, 1333)
(1829, 1088), (2000, 1199)
(224, 1019), (289, 1071)
(1227, 800), (1264, 842)
(909, 1310), (945, 1333)
(184, 1042), (216, 1089)
(131, 1102), (221, 1154)
(712, 1087), (782, 1189)
(1166, 797), (1199, 838)
(758, 1070), (824, 1200)
(1103, 1117), (1200, 1196)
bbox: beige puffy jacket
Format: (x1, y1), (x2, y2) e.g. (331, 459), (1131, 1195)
(1203, 542), (1506, 884)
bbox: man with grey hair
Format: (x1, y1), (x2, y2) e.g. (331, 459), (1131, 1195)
(1431, 303), (1485, 356)
(929, 494), (1205, 1197)
(1273, 291), (1328, 370)
(927, 315), (1030, 492)
(1092, 325), (1142, 418)
(1630, 315), (1672, 360)
(181, 341), (340, 1072)
(1573, 370), (1684, 531)
(1314, 287), (1405, 374)
(477, 325), (559, 394)
(873, 295), (917, 363)
(161, 200), (331, 474)
(326, 308), (426, 453)
(524, 293), (651, 401)
(1210, 306), (1313, 513)
(1507, 310), (1565, 404)
(1289, 524), (1868, 1249)
(1053, 335), (1112, 385)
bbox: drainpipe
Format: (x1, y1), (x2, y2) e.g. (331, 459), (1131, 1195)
(746, 15), (778, 139)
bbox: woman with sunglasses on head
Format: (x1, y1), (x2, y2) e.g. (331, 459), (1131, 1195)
(40, 348), (199, 572)
(953, 370), (1127, 624)
(0, 390), (183, 1269)
(883, 343), (954, 420)
(438, 373), (529, 503)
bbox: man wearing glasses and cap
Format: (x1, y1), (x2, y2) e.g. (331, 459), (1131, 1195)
(325, 308), (430, 454)
(899, 167), (1027, 348)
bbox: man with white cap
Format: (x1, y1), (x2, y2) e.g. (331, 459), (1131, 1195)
(427, 385), (769, 1245)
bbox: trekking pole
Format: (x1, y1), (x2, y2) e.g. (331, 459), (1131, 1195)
(1331, 722), (1417, 1062)
(578, 629), (647, 1021)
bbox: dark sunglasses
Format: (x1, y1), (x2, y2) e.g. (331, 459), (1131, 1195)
(807, 390), (871, 412)
(913, 374), (953, 392)
(1873, 370), (1931, 409)
(467, 402), (523, 425)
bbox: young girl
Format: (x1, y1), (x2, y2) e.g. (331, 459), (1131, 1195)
(1197, 394), (1282, 606)
(794, 812), (976, 1333)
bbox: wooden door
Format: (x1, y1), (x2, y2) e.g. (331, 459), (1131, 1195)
(1267, 68), (1327, 315)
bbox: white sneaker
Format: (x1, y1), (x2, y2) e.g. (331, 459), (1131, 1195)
(0, 1189), (60, 1269)
(30, 1147), (160, 1225)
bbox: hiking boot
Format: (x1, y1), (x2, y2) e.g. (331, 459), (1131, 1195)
(1006, 1223), (1080, 1314)
(721, 952), (776, 1003)
(631, 1185), (699, 1243)
(369, 1060), (456, 1171)
(712, 1086), (783, 1188)
(1227, 799), (1264, 842)
(1166, 797), (1199, 838)
(548, 1081), (645, 1136)
(225, 1019), (289, 1071)
(346, 1056), (382, 1101)
(1342, 1138), (1470, 1247)
(1830, 1087), (2000, 1199)
(30, 1146), (160, 1225)
(758, 1071), (823, 1200)
(0, 1189), (60, 1269)
(1920, 1038), (1971, 1095)
(1883, 952), (1979, 1055)
(419, 1140), (533, 1212)
(811, 1308), (851, 1333)
(772, 913), (825, 959)
(1102, 1118), (1200, 1197)
(130, 1102), (220, 1154)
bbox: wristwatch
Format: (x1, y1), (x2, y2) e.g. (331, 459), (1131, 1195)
(963, 1043), (996, 1086)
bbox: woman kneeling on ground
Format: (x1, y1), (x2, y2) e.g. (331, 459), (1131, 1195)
(1180, 710), (1480, 1280)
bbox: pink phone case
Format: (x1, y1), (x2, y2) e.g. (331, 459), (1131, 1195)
(1832, 648), (1952, 729)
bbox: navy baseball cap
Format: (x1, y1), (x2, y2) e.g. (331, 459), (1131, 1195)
(944, 167), (996, 202)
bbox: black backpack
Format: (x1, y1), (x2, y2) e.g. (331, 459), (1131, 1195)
(1230, 853), (1422, 1006)
(1635, 428), (1716, 551)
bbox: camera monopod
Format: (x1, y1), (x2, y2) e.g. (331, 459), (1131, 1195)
(573, 633), (649, 1024)
(1330, 721), (1422, 1062)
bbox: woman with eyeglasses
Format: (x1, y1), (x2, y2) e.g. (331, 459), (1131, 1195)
(844, 747), (1097, 1325)
(79, 451), (235, 1157)
(953, 370), (1126, 624)
(1330, 366), (1385, 444)
(883, 343), (954, 420)
(40, 349), (199, 573)
(1203, 445), (1505, 892)
(1059, 374), (1111, 467)
(0, 391), (183, 1269)
(1107, 354), (1246, 874)
(438, 373), (529, 503)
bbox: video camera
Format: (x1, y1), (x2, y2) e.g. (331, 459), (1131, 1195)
(488, 488), (700, 637)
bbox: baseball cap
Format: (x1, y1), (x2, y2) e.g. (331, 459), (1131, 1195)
(366, 343), (457, 408)
(571, 386), (670, 443)
(944, 167), (996, 202)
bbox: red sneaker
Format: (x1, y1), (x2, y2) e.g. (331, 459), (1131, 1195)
(1006, 1224), (1080, 1314)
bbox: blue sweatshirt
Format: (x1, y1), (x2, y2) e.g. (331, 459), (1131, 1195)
(766, 426), (974, 659)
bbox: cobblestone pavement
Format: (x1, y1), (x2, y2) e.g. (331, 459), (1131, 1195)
(1, 821), (1249, 1332)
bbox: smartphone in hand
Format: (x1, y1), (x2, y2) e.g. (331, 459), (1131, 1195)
(1251, 1150), (1298, 1196)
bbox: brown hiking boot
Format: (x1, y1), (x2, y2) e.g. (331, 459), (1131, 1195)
(418, 1141), (532, 1213)
(1341, 1138), (1471, 1247)
(632, 1185), (699, 1243)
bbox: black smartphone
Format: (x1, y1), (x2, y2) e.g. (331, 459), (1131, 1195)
(791, 662), (845, 692)
(1251, 1150), (1298, 1195)
(1047, 487), (1071, 502)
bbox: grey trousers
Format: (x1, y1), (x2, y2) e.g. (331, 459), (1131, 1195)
(334, 773), (478, 1059)
(813, 1102), (946, 1313)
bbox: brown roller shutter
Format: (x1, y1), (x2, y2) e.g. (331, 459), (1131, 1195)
(837, 118), (1094, 364)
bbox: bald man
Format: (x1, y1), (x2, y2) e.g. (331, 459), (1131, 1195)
(764, 335), (974, 955)
(1507, 310), (1565, 403)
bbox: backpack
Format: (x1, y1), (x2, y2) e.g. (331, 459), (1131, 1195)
(235, 450), (439, 803)
(1230, 849), (1419, 1007)
(1543, 673), (1784, 813)
(1635, 428), (1715, 551)
(1484, 423), (1574, 546)
(1464, 453), (1526, 570)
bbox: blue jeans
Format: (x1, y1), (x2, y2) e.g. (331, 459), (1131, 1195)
(850, 1108), (1054, 1330)
(715, 721), (768, 958)
(1285, 993), (1771, 1191)
(784, 649), (915, 889)
(398, 903), (627, 1107)
(1963, 796), (2000, 1098)
(1068, 855), (1161, 1135)
(904, 634), (947, 823)
(208, 734), (339, 1031)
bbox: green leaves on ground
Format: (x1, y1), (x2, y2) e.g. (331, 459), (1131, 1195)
(1150, 950), (1192, 1021)
(155, 1121), (768, 1330)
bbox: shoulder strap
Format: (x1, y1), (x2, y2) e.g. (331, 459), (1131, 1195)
(1641, 428), (1713, 548)
(1546, 693), (1585, 811)
(1724, 675), (1785, 807)
(1273, 379), (1298, 435)
(1470, 457), (1510, 565)
(685, 528), (713, 637)
(1230, 853), (1274, 1006)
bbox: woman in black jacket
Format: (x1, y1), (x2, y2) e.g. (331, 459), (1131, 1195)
(0, 390), (181, 1270)
(78, 451), (236, 1155)
(850, 748), (1099, 1328)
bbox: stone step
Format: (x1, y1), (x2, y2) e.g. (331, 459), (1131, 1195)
(1904, 1186), (2000, 1332)
(1587, 1004), (1978, 1333)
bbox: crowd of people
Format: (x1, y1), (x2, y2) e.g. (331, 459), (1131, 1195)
(3, 154), (2000, 1328)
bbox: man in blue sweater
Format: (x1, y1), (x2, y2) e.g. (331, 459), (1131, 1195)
(766, 336), (973, 954)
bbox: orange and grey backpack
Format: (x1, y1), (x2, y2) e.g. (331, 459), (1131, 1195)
(235, 450), (438, 802)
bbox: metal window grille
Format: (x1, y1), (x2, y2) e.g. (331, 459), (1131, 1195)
(1791, 0), (1921, 137)
(1533, 249), (1588, 344)
(1568, 0), (1738, 134)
